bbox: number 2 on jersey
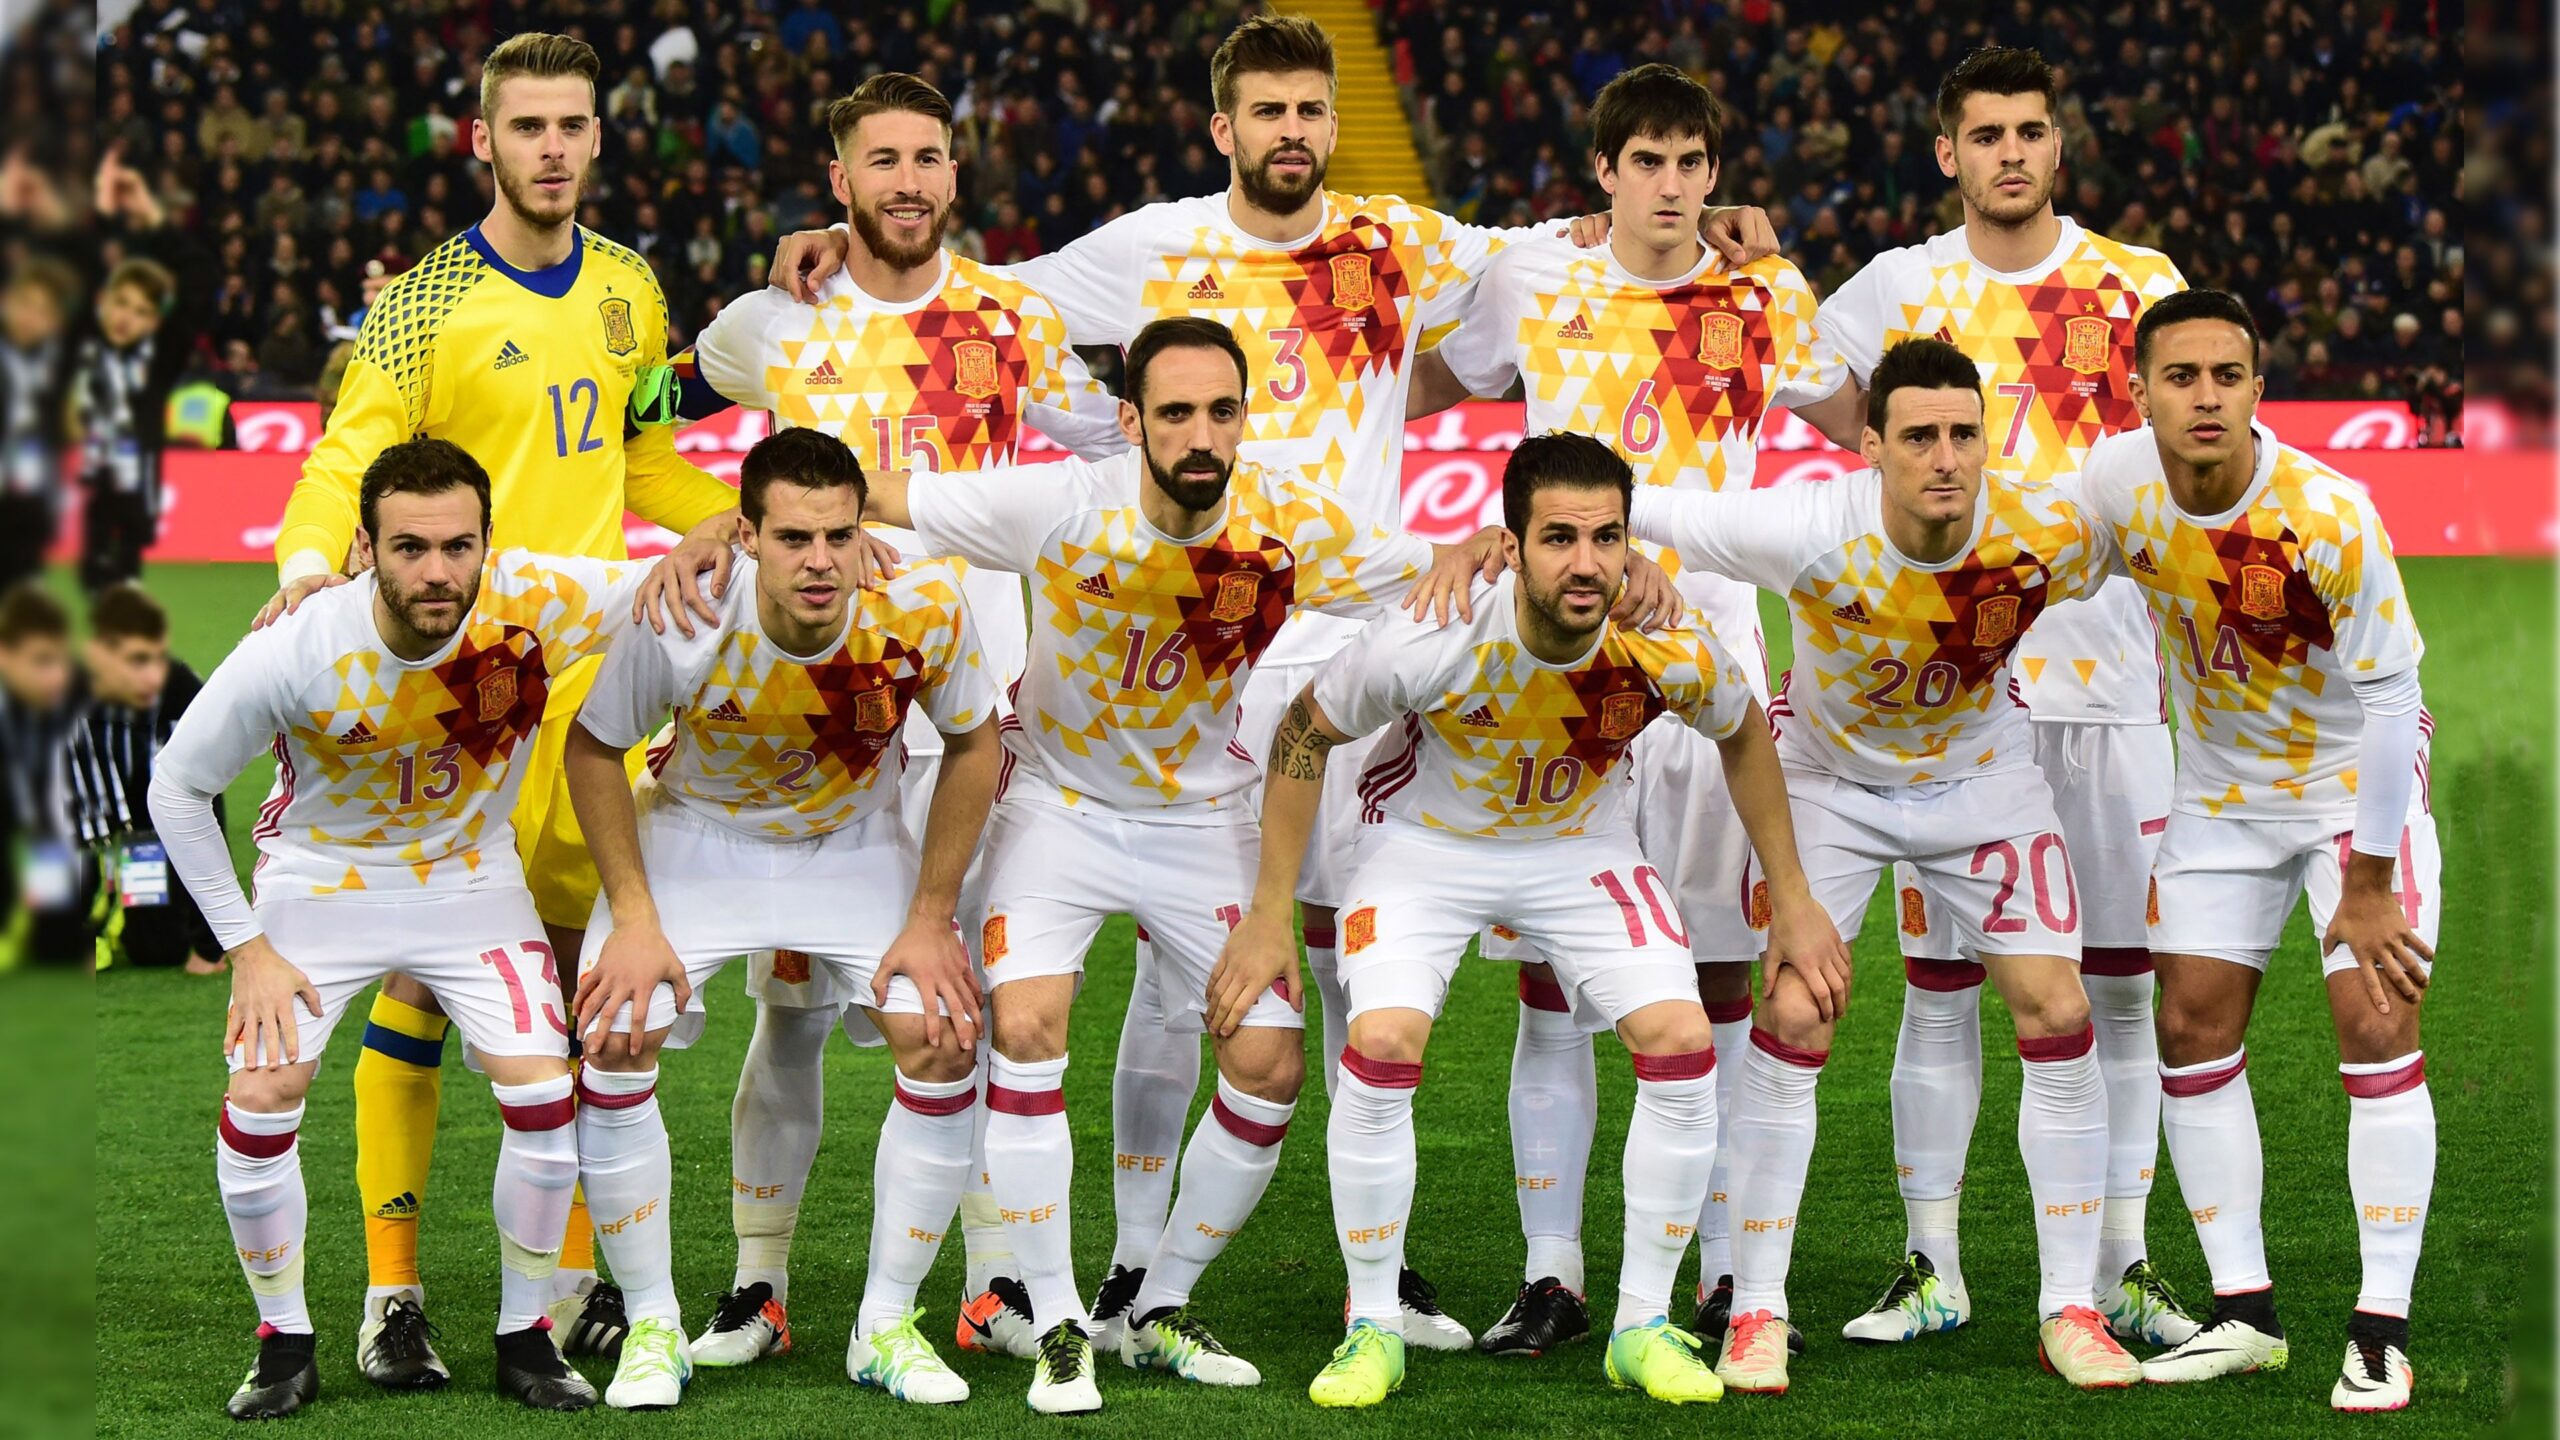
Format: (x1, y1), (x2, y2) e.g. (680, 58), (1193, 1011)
(549, 379), (603, 457)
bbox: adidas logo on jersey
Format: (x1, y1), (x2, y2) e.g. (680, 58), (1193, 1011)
(1075, 572), (1116, 599)
(1188, 272), (1225, 300)
(1830, 600), (1872, 626)
(1556, 313), (1594, 340)
(704, 697), (750, 724)
(492, 340), (528, 370)
(2128, 548), (2158, 575)
(338, 721), (377, 746)
(1459, 704), (1500, 727)
(373, 1191), (420, 1220)
(806, 358), (843, 387)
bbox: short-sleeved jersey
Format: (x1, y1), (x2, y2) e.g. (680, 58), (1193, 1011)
(2077, 422), (2425, 822)
(276, 228), (737, 580)
(1314, 573), (1755, 839)
(1818, 219), (2185, 723)
(576, 556), (995, 840)
(909, 448), (1433, 820)
(156, 552), (646, 900)
(1633, 472), (2112, 786)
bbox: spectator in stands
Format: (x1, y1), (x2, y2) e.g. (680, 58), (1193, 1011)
(0, 254), (75, 593)
(83, 153), (212, 593)
(0, 582), (85, 966)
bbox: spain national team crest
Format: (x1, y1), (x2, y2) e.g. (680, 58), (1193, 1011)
(854, 686), (897, 733)
(981, 914), (1009, 965)
(1973, 594), (2021, 648)
(2146, 876), (2161, 926)
(1697, 309), (1746, 370)
(1899, 886), (1930, 937)
(600, 297), (637, 357)
(1211, 571), (1260, 623)
(1343, 905), (1378, 955)
(1599, 692), (1647, 741)
(953, 338), (1000, 400)
(476, 667), (518, 725)
(1489, 924), (1521, 941)
(2238, 563), (2289, 621)
(1745, 878), (1772, 931)
(1330, 253), (1373, 312)
(2061, 312), (2112, 376)
(772, 949), (812, 984)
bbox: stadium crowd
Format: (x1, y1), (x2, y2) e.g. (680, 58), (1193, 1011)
(95, 0), (2459, 408)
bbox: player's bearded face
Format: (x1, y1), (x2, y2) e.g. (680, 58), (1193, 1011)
(837, 113), (955, 270)
(1222, 73), (1336, 213)
(2132, 320), (2266, 472)
(366, 491), (490, 648)
(1869, 388), (1989, 531)
(1126, 347), (1247, 515)
(480, 77), (599, 231)
(1513, 489), (1628, 641)
(1942, 94), (2059, 226)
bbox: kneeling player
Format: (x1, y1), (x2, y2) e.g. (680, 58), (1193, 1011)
(1214, 433), (1844, 1409)
(2078, 292), (2439, 1410)
(149, 440), (656, 1418)
(564, 429), (1001, 1410)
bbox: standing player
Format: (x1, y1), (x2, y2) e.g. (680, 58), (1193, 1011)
(146, 441), (654, 1418)
(1414, 63), (1848, 1351)
(261, 33), (743, 1377)
(1216, 433), (1843, 1408)
(561, 429), (1002, 1410)
(2077, 292), (2437, 1412)
(1804, 46), (2195, 1348)
(667, 73), (1122, 1369)
(1632, 339), (2141, 1394)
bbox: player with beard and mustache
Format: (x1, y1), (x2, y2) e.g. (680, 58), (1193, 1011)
(253, 30), (753, 1394)
(768, 13), (1737, 1357)
(657, 72), (1128, 1374)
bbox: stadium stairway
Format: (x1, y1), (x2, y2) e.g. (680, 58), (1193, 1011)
(1281, 0), (1434, 201)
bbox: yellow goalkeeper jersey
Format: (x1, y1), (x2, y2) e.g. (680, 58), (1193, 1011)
(273, 224), (738, 580)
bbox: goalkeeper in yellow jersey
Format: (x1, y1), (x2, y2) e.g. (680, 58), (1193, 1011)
(258, 32), (745, 1389)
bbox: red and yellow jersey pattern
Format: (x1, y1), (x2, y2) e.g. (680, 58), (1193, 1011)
(1633, 472), (2111, 785)
(154, 551), (647, 899)
(908, 449), (1433, 818)
(575, 558), (994, 840)
(1819, 218), (2185, 723)
(2079, 423), (2424, 821)
(1314, 574), (1755, 839)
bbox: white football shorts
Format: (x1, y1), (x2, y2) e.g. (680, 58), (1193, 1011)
(234, 888), (563, 1071)
(2147, 807), (2442, 973)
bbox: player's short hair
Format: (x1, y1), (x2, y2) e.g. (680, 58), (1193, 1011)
(104, 257), (174, 314)
(0, 581), (69, 647)
(1935, 44), (2057, 137)
(824, 71), (953, 155)
(359, 437), (493, 539)
(480, 32), (600, 122)
(1865, 338), (1985, 435)
(88, 583), (168, 645)
(2135, 288), (2262, 374)
(1211, 14), (1337, 115)
(739, 426), (867, 527)
(1589, 63), (1724, 171)
(1124, 316), (1251, 409)
(1502, 432), (1634, 541)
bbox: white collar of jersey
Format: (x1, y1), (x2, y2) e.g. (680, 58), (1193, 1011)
(2166, 418), (2286, 526)
(1603, 238), (1719, 291)
(1871, 470), (1992, 573)
(1211, 188), (1332, 252)
(811, 247), (952, 315)
(1497, 571), (1611, 672)
(1952, 214), (2084, 282)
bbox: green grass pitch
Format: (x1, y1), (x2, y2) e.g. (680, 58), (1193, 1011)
(96, 558), (2551, 1438)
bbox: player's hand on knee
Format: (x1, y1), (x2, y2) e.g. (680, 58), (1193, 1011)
(877, 916), (982, 1052)
(1207, 910), (1301, 1037)
(575, 923), (686, 1060)
(224, 937), (321, 1068)
(773, 226), (852, 304)
(253, 574), (346, 630)
(1703, 205), (1780, 265)
(2323, 883), (2433, 1014)
(1761, 885), (1852, 1023)
(1610, 551), (1680, 633)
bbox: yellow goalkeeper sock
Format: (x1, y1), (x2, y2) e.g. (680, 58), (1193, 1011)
(355, 991), (448, 1290)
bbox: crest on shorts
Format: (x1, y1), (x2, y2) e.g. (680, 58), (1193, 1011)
(1489, 924), (1521, 942)
(854, 686), (897, 734)
(1899, 885), (1930, 937)
(1330, 253), (1374, 312)
(600, 297), (637, 357)
(1745, 879), (1772, 931)
(772, 948), (812, 984)
(981, 914), (1010, 965)
(1973, 594), (2022, 648)
(476, 667), (518, 725)
(2146, 876), (2160, 927)
(2237, 563), (2288, 621)
(1211, 571), (1260, 623)
(1599, 692), (1647, 741)
(1697, 309), (1746, 370)
(1343, 905), (1378, 955)
(2062, 313), (2111, 375)
(953, 338), (1001, 400)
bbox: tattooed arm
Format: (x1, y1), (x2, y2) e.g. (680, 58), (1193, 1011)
(1205, 687), (1357, 1035)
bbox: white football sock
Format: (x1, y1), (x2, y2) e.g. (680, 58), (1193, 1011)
(577, 1066), (677, 1326)
(859, 1070), (977, 1337)
(1892, 971), (1982, 1278)
(219, 1101), (311, 1334)
(1695, 995), (1753, 1287)
(491, 1075), (578, 1333)
(2084, 969), (2161, 1282)
(729, 999), (836, 1304)
(2160, 1048), (2271, 1295)
(959, 1045), (1012, 1295)
(1112, 930), (1201, 1272)
(1133, 1075), (1294, 1317)
(1306, 924), (1347, 1098)
(1510, 973), (1596, 1293)
(2017, 1027), (2108, 1318)
(1728, 1030), (1825, 1320)
(1619, 1050), (1719, 1331)
(986, 1052), (1081, 1328)
(2342, 1052), (2434, 1318)
(1332, 1047), (1420, 1331)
